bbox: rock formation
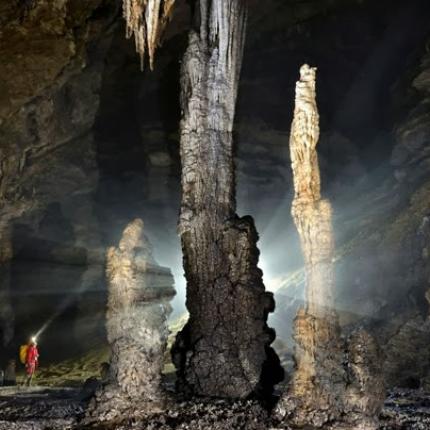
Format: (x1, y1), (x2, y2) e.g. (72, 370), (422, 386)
(288, 64), (335, 317)
(172, 0), (282, 399)
(87, 218), (175, 423)
(123, 0), (176, 70)
(276, 64), (346, 427)
(344, 330), (386, 429)
(276, 65), (385, 429)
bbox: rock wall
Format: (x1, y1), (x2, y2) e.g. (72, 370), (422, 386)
(0, 226), (13, 347)
(391, 41), (430, 185)
(281, 65), (347, 426)
(0, 0), (121, 360)
(332, 39), (430, 389)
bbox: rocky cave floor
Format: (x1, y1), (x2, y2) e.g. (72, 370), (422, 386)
(0, 386), (429, 430)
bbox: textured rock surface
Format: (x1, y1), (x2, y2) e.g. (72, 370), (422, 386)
(391, 41), (430, 185)
(277, 310), (346, 427)
(0, 387), (82, 430)
(276, 65), (384, 429)
(382, 313), (430, 389)
(288, 64), (334, 316)
(172, 0), (282, 399)
(379, 389), (430, 430)
(122, 0), (176, 69)
(277, 65), (346, 427)
(1, 386), (430, 430)
(0, 386), (270, 430)
(0, 0), (117, 204)
(0, 0), (119, 362)
(0, 226), (13, 347)
(327, 37), (430, 389)
(87, 219), (175, 422)
(344, 330), (386, 429)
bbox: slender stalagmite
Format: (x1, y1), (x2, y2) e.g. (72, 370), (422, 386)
(283, 63), (345, 426)
(87, 219), (175, 422)
(289, 65), (336, 317)
(277, 65), (385, 429)
(172, 0), (283, 398)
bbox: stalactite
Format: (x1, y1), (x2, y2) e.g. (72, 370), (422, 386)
(122, 0), (176, 70)
(86, 219), (175, 423)
(172, 0), (283, 399)
(276, 65), (385, 429)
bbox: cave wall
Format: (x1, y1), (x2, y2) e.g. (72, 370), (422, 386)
(333, 39), (430, 389)
(0, 0), (119, 361)
(0, 0), (189, 362)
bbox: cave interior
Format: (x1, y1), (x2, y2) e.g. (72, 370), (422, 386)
(1, 0), (430, 428)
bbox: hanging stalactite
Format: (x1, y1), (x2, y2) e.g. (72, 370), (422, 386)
(122, 0), (176, 70)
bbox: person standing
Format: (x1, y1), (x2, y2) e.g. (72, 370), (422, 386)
(25, 338), (39, 386)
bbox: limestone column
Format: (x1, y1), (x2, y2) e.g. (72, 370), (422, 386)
(172, 0), (282, 399)
(279, 64), (345, 427)
(276, 65), (384, 429)
(87, 218), (175, 422)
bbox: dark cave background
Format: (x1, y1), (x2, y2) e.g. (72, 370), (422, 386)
(0, 0), (430, 389)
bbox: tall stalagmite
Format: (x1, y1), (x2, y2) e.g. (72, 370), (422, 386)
(289, 65), (336, 318)
(87, 219), (175, 422)
(277, 65), (385, 429)
(172, 0), (282, 398)
(284, 63), (346, 426)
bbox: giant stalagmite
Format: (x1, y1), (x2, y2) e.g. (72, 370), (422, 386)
(277, 65), (385, 429)
(87, 219), (175, 422)
(172, 0), (282, 398)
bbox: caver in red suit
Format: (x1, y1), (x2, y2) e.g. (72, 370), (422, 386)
(25, 342), (39, 378)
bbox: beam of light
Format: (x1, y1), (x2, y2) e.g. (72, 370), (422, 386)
(30, 263), (104, 342)
(33, 292), (79, 340)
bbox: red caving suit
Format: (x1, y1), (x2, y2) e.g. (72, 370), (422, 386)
(25, 344), (39, 376)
